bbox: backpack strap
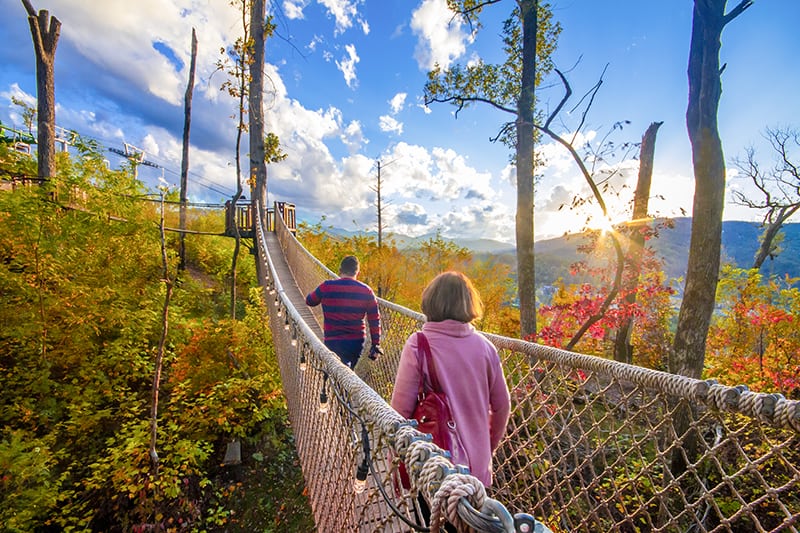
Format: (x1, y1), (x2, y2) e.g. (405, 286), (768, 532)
(416, 332), (442, 393)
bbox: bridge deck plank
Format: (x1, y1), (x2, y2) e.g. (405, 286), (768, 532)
(263, 230), (324, 339)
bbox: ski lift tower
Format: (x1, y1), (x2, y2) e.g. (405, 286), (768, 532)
(108, 143), (160, 180)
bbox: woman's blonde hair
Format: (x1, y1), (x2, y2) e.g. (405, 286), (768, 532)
(421, 271), (484, 323)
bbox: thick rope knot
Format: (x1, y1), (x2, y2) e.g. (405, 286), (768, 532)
(417, 452), (453, 495)
(739, 390), (782, 423)
(773, 397), (800, 432)
(707, 383), (747, 412)
(407, 439), (444, 492)
(429, 473), (486, 532)
(393, 423), (421, 459)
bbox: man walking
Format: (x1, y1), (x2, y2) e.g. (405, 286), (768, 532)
(306, 256), (382, 368)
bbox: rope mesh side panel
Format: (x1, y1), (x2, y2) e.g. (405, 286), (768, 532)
(485, 338), (800, 533)
(259, 206), (800, 532)
(257, 208), (498, 532)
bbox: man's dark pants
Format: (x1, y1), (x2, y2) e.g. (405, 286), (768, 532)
(325, 339), (364, 369)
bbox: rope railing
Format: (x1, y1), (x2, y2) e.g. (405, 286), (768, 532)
(256, 203), (800, 532)
(255, 204), (540, 532)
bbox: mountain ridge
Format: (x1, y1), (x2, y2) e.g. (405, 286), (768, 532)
(319, 218), (800, 283)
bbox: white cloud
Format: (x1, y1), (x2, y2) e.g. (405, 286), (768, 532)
(140, 133), (160, 157)
(341, 119), (367, 153)
(431, 146), (496, 201)
(410, 0), (472, 70)
(308, 34), (324, 52)
(465, 52), (483, 68)
(389, 93), (407, 114)
(319, 0), (368, 35)
(379, 115), (403, 135)
(387, 202), (429, 235)
(46, 0), (241, 107)
(374, 142), (504, 240)
(335, 44), (360, 88)
(283, 0), (309, 19)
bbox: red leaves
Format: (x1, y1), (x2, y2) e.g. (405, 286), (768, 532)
(706, 266), (800, 399)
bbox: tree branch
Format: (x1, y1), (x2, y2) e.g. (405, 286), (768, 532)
(21, 0), (35, 17)
(539, 65), (627, 351)
(723, 0), (754, 26)
(425, 94), (517, 116)
(569, 64), (608, 146)
(448, 0), (504, 30)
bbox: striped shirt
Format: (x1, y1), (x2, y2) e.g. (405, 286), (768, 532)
(306, 277), (381, 345)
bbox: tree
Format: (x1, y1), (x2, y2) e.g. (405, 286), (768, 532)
(613, 121), (663, 363)
(0, 148), (308, 528)
(217, 0), (269, 317)
(669, 0), (752, 479)
(536, 230), (676, 365)
(249, 0), (267, 210)
(178, 28), (198, 272)
(670, 0), (752, 380)
(731, 126), (800, 270)
(424, 0), (560, 338)
(21, 0), (60, 182)
(11, 96), (36, 136)
(216, 0), (279, 317)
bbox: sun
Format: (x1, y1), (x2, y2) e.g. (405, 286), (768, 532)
(592, 214), (616, 235)
(579, 202), (633, 235)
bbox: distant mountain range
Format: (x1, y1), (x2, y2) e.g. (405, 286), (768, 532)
(323, 218), (800, 285)
(522, 218), (799, 284)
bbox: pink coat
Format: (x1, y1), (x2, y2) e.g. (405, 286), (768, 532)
(390, 319), (511, 486)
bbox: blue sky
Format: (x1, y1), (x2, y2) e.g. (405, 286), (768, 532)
(1, 0), (798, 244)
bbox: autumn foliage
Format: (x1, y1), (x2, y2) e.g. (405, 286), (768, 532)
(297, 220), (520, 336)
(536, 224), (677, 369)
(0, 144), (312, 531)
(707, 266), (800, 398)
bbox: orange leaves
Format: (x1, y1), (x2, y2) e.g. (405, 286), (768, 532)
(707, 266), (800, 398)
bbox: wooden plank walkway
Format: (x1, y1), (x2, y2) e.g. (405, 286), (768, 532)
(262, 230), (324, 339)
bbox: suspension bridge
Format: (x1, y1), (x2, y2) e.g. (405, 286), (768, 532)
(258, 201), (800, 532)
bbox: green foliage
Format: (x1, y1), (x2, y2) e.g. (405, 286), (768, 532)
(1, 148), (311, 530)
(0, 431), (60, 531)
(424, 1), (561, 148)
(10, 96), (36, 136)
(264, 131), (287, 164)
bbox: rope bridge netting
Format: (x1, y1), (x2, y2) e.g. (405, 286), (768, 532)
(255, 204), (800, 533)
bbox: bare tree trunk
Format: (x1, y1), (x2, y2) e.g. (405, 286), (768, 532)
(670, 0), (751, 476)
(230, 120), (244, 320)
(178, 28), (198, 272)
(22, 0), (60, 183)
(671, 0), (751, 378)
(249, 0), (267, 213)
(614, 121), (662, 364)
(150, 190), (174, 499)
(229, 1), (249, 320)
(516, 0), (537, 339)
(752, 204), (800, 269)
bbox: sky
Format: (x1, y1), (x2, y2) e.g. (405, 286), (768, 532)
(1, 0), (798, 245)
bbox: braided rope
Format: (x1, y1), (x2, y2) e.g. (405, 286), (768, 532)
(429, 473), (487, 532)
(487, 333), (800, 432)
